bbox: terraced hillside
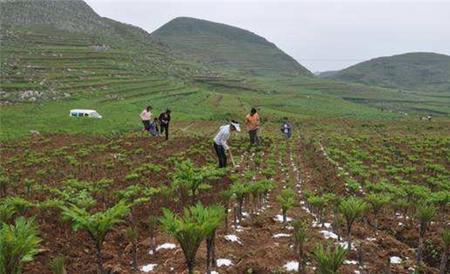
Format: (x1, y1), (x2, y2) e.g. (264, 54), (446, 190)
(0, 0), (205, 103)
(320, 52), (450, 92)
(151, 17), (312, 77)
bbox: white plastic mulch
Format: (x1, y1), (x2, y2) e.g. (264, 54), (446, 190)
(141, 263), (157, 272)
(216, 258), (233, 267)
(320, 230), (339, 240)
(283, 261), (299, 272)
(273, 214), (292, 223)
(390, 256), (402, 264)
(224, 234), (242, 244)
(155, 242), (176, 251)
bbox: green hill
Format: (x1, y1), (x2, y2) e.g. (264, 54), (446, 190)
(321, 52), (450, 92)
(151, 17), (312, 77)
(0, 0), (204, 103)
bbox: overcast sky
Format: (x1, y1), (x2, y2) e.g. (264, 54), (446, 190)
(84, 0), (450, 72)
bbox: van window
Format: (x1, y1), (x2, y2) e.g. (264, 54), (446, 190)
(71, 113), (77, 117)
(84, 113), (89, 117)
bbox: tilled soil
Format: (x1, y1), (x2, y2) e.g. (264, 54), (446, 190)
(0, 132), (445, 274)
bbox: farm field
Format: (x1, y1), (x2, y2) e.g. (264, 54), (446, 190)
(1, 120), (448, 274)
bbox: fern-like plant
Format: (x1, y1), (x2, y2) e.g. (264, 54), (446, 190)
(366, 193), (391, 229)
(277, 187), (296, 223)
(126, 227), (139, 271)
(49, 256), (67, 274)
(0, 217), (42, 274)
(0, 202), (15, 223)
(292, 220), (309, 274)
(307, 195), (327, 226)
(61, 201), (130, 274)
(229, 181), (250, 223)
(440, 228), (450, 274)
(415, 203), (436, 266)
(339, 197), (367, 251)
(205, 205), (225, 274)
(148, 215), (158, 255)
(159, 203), (223, 274)
(311, 243), (347, 274)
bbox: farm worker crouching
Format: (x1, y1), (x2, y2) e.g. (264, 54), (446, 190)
(140, 106), (152, 136)
(149, 117), (159, 136)
(281, 117), (293, 139)
(159, 109), (171, 140)
(213, 121), (241, 168)
(245, 108), (260, 145)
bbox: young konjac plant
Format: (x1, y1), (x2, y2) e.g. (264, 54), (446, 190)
(440, 228), (450, 274)
(277, 187), (296, 223)
(49, 256), (67, 274)
(61, 201), (130, 274)
(148, 215), (158, 255)
(292, 220), (309, 274)
(126, 226), (139, 272)
(0, 217), (42, 274)
(311, 243), (348, 274)
(307, 195), (327, 227)
(229, 181), (250, 224)
(415, 203), (436, 266)
(339, 197), (367, 251)
(205, 205), (225, 274)
(365, 193), (391, 229)
(159, 203), (223, 274)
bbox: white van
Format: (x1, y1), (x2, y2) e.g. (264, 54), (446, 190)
(69, 109), (102, 119)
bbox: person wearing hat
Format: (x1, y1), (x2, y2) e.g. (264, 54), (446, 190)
(159, 109), (171, 140)
(213, 120), (241, 168)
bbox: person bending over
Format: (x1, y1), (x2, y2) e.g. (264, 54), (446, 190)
(213, 121), (241, 168)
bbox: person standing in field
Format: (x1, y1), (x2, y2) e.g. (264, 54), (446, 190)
(213, 121), (241, 168)
(159, 109), (171, 140)
(281, 117), (293, 139)
(245, 108), (260, 145)
(140, 106), (152, 136)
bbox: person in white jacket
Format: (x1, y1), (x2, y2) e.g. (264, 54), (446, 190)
(140, 106), (153, 136)
(213, 121), (241, 168)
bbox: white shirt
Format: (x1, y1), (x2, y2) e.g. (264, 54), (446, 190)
(214, 125), (231, 150)
(140, 110), (152, 121)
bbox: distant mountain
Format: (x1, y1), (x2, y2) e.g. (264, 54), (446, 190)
(151, 17), (312, 77)
(1, 0), (163, 46)
(320, 52), (450, 92)
(315, 70), (339, 77)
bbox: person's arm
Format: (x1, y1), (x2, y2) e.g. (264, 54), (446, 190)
(140, 111), (145, 120)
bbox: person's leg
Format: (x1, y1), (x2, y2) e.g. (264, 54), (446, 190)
(164, 125), (169, 140)
(213, 143), (221, 168)
(159, 124), (164, 135)
(214, 143), (226, 168)
(254, 129), (260, 145)
(249, 130), (255, 145)
(221, 146), (227, 168)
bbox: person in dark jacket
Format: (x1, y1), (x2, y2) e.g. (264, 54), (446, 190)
(159, 109), (171, 140)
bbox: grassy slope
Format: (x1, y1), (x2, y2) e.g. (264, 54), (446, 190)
(1, 3), (449, 140)
(322, 52), (450, 92)
(151, 17), (311, 77)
